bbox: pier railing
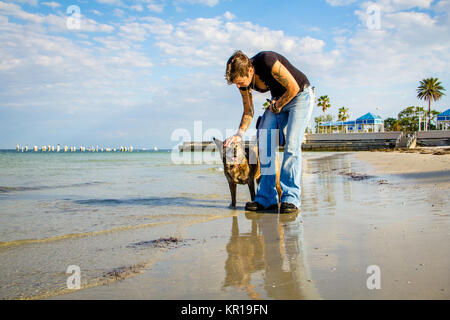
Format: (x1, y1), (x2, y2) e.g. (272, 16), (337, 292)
(303, 132), (403, 151)
(178, 132), (406, 152)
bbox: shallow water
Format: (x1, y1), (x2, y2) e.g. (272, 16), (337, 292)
(0, 150), (335, 299)
(1, 150), (448, 299)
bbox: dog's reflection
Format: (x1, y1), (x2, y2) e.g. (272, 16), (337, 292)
(222, 213), (319, 299)
(222, 215), (266, 299)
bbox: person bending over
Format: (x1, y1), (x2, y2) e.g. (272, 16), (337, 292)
(224, 50), (314, 213)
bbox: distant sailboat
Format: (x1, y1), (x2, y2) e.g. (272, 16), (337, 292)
(153, 146), (158, 151)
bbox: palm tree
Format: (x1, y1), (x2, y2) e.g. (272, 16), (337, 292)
(313, 116), (322, 133)
(314, 114), (333, 133)
(393, 119), (401, 131)
(337, 106), (349, 121)
(417, 78), (445, 129)
(317, 95), (331, 116)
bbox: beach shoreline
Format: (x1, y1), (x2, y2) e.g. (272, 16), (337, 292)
(44, 150), (449, 300)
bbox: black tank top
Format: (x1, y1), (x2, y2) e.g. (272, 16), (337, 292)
(249, 51), (309, 99)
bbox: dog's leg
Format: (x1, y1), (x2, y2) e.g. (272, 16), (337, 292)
(275, 154), (283, 203)
(228, 181), (237, 208)
(248, 178), (256, 201)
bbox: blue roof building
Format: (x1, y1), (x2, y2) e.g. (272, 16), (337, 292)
(436, 108), (450, 130)
(318, 112), (384, 134)
(356, 112), (383, 124)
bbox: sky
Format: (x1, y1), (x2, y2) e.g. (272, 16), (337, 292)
(0, 0), (449, 149)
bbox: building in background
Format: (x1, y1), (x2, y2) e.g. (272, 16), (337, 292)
(318, 112), (384, 134)
(436, 109), (450, 130)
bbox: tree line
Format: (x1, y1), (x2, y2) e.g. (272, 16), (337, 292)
(314, 77), (446, 133)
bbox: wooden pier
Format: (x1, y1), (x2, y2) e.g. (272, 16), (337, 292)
(178, 132), (448, 152)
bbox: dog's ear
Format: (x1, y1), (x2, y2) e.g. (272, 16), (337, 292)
(213, 137), (224, 154)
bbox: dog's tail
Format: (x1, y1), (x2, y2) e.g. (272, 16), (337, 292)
(255, 116), (262, 130)
(253, 145), (261, 184)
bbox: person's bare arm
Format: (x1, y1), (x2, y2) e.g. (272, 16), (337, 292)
(270, 60), (300, 113)
(238, 87), (254, 134)
(224, 88), (254, 147)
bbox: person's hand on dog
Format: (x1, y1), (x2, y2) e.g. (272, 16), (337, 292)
(224, 134), (242, 148)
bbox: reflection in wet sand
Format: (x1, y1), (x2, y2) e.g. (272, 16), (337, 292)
(302, 154), (359, 214)
(223, 213), (320, 299)
(222, 216), (265, 299)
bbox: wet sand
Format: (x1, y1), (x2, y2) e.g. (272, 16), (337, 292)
(50, 151), (449, 300)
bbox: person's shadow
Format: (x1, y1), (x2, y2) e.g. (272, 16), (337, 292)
(222, 212), (320, 299)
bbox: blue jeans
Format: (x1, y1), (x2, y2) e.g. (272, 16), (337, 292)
(255, 87), (314, 208)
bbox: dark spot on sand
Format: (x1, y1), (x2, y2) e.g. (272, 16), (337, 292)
(127, 237), (194, 250)
(433, 150), (450, 155)
(374, 147), (450, 155)
(104, 264), (145, 281)
(339, 171), (374, 181)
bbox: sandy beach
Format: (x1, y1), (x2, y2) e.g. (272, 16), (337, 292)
(355, 148), (450, 174)
(41, 150), (449, 300)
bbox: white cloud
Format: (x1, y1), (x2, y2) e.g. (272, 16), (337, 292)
(174, 0), (219, 8)
(118, 17), (173, 41)
(41, 2), (61, 9)
(113, 8), (125, 17)
(0, 3), (154, 120)
(185, 0), (219, 7)
(384, 11), (436, 28)
(130, 4), (144, 12)
(360, 0), (433, 12)
(328, 0), (450, 87)
(95, 0), (125, 6)
(134, 13), (334, 73)
(127, 0), (166, 12)
(0, 1), (43, 23)
(311, 0), (450, 120)
(298, 36), (325, 53)
(90, 9), (103, 16)
(147, 3), (164, 12)
(434, 0), (450, 12)
(11, 0), (38, 5)
(0, 1), (114, 33)
(326, 0), (357, 6)
(0, 58), (21, 71)
(223, 11), (235, 21)
(35, 54), (63, 66)
(119, 22), (150, 41)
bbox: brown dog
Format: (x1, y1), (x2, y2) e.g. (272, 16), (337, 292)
(213, 137), (282, 208)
